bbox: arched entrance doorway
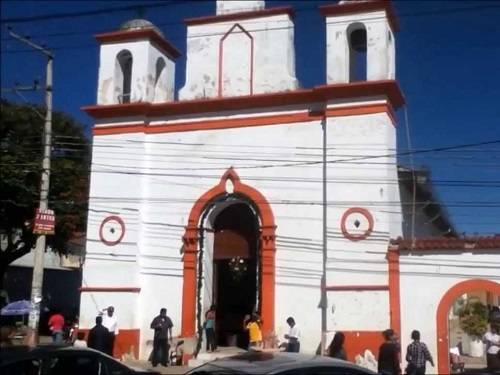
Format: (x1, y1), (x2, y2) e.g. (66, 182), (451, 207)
(436, 279), (500, 374)
(181, 168), (276, 343)
(207, 201), (259, 348)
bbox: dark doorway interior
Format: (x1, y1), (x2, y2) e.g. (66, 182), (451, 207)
(212, 202), (259, 349)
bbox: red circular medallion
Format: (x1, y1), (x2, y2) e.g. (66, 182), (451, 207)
(99, 216), (125, 246)
(340, 207), (374, 241)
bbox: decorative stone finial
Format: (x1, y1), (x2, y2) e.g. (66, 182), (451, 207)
(216, 0), (265, 15)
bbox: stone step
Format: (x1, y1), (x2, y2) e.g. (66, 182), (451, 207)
(188, 347), (245, 367)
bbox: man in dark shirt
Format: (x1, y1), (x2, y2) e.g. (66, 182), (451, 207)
(150, 308), (173, 367)
(88, 316), (111, 355)
(405, 330), (434, 375)
(378, 329), (401, 375)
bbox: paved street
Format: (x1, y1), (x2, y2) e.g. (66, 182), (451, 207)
(124, 361), (191, 374)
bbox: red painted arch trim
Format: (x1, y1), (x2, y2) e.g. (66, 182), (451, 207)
(325, 285), (389, 291)
(185, 6), (294, 26)
(218, 23), (254, 97)
(80, 287), (141, 293)
(181, 168), (276, 338)
(436, 279), (500, 374)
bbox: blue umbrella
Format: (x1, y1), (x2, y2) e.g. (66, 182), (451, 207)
(0, 300), (32, 316)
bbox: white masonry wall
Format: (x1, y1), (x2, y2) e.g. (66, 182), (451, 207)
(80, 132), (146, 333)
(326, 10), (396, 83)
(83, 99), (400, 357)
(179, 14), (298, 100)
(97, 41), (175, 105)
(399, 251), (500, 370)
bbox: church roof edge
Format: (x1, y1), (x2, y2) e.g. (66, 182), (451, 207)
(82, 80), (404, 119)
(95, 28), (181, 59)
(320, 0), (399, 32)
(184, 6), (295, 26)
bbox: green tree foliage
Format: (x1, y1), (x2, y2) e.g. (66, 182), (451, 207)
(0, 100), (90, 287)
(459, 300), (489, 338)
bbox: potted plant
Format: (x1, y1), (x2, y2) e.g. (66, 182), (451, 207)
(459, 300), (488, 357)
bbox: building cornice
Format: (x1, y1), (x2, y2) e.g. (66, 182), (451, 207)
(391, 236), (500, 251)
(95, 28), (181, 59)
(82, 80), (404, 120)
(184, 6), (295, 26)
(320, 0), (399, 32)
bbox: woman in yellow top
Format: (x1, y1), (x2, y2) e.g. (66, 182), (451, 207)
(244, 313), (262, 350)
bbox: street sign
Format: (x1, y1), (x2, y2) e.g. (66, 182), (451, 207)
(33, 208), (55, 235)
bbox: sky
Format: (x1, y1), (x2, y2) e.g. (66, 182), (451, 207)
(1, 0), (500, 236)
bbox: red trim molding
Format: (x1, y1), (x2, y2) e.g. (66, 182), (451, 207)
(387, 248), (401, 336)
(325, 285), (388, 291)
(391, 235), (500, 251)
(218, 23), (254, 97)
(320, 0), (399, 32)
(340, 207), (374, 242)
(92, 102), (397, 136)
(95, 28), (181, 59)
(436, 279), (500, 374)
(77, 328), (139, 358)
(181, 168), (276, 338)
(80, 287), (141, 293)
(185, 6), (294, 26)
(83, 80), (405, 120)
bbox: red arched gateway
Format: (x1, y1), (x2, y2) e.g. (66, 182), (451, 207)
(181, 168), (276, 338)
(436, 279), (500, 374)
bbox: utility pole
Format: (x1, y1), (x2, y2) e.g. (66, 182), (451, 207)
(8, 28), (53, 341)
(320, 114), (328, 355)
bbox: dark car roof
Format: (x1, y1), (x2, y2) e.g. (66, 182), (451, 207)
(188, 351), (377, 374)
(0, 345), (106, 362)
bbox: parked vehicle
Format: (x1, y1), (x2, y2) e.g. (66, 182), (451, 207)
(187, 351), (377, 374)
(0, 345), (159, 375)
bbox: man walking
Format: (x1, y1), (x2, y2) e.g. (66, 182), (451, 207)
(405, 330), (434, 375)
(101, 306), (118, 356)
(88, 316), (111, 355)
(150, 308), (173, 367)
(284, 317), (300, 353)
(48, 310), (65, 344)
(378, 329), (401, 375)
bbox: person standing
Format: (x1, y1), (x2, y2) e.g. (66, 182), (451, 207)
(88, 316), (111, 354)
(378, 329), (401, 375)
(204, 305), (217, 352)
(284, 317), (300, 353)
(243, 313), (262, 351)
(73, 331), (88, 348)
(101, 306), (118, 356)
(405, 330), (434, 375)
(48, 310), (65, 344)
(150, 308), (173, 367)
(483, 324), (500, 371)
(328, 331), (347, 360)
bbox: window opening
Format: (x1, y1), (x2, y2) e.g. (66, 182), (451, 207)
(348, 23), (367, 82)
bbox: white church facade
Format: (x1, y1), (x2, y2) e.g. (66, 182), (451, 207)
(80, 1), (500, 373)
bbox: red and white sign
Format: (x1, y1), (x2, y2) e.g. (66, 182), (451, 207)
(33, 209), (55, 235)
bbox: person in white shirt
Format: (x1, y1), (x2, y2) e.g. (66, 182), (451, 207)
(483, 324), (500, 371)
(73, 331), (87, 348)
(101, 306), (119, 356)
(284, 317), (300, 353)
